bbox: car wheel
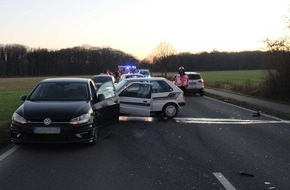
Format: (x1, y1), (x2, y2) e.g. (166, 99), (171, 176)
(162, 103), (178, 118)
(91, 128), (99, 144)
(200, 91), (204, 96)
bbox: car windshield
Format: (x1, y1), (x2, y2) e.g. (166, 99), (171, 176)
(115, 79), (128, 92)
(188, 74), (201, 80)
(28, 82), (89, 101)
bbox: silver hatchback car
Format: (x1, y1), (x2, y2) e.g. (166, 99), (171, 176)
(115, 77), (185, 118)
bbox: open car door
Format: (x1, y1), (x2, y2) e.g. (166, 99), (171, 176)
(118, 82), (152, 116)
(93, 80), (120, 127)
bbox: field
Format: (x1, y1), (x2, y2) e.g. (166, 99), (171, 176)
(200, 70), (266, 86)
(0, 70), (266, 147)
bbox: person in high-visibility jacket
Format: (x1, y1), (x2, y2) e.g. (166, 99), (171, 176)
(174, 66), (189, 95)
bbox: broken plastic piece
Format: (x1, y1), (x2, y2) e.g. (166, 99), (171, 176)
(252, 111), (261, 117)
(239, 171), (255, 177)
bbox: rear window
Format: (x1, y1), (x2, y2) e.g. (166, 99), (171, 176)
(139, 71), (149, 75)
(188, 74), (201, 80)
(92, 76), (112, 83)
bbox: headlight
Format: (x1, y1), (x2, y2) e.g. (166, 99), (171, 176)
(12, 113), (27, 124)
(70, 113), (91, 125)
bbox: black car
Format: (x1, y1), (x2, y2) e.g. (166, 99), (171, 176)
(10, 78), (119, 144)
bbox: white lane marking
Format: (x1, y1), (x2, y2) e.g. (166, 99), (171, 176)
(174, 117), (290, 124)
(213, 172), (236, 190)
(0, 146), (20, 162)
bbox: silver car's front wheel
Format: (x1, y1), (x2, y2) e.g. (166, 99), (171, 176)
(162, 103), (178, 118)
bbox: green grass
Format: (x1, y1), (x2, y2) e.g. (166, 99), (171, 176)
(200, 70), (266, 86)
(0, 90), (31, 147)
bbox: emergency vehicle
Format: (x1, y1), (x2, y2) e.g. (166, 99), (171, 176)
(118, 65), (137, 75)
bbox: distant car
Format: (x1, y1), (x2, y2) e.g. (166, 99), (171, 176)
(10, 78), (119, 144)
(91, 74), (116, 88)
(119, 73), (144, 81)
(137, 69), (151, 78)
(185, 72), (205, 96)
(115, 77), (185, 118)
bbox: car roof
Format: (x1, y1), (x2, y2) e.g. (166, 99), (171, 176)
(92, 74), (113, 77)
(122, 73), (143, 76)
(41, 78), (91, 83)
(124, 76), (165, 81)
(185, 72), (200, 75)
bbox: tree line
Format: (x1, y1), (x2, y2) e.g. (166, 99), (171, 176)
(0, 44), (138, 77)
(140, 51), (273, 74)
(0, 43), (282, 78)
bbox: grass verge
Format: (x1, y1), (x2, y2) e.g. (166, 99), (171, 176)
(0, 90), (31, 148)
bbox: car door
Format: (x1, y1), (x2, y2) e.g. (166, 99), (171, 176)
(92, 80), (120, 126)
(118, 82), (152, 116)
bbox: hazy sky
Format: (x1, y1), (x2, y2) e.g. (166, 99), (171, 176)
(0, 0), (289, 59)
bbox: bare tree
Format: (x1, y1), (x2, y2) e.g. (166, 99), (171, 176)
(263, 13), (290, 101)
(152, 42), (176, 77)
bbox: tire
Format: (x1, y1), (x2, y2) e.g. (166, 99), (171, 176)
(200, 91), (204, 96)
(90, 128), (99, 145)
(162, 103), (178, 118)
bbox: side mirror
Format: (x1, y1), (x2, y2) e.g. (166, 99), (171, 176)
(20, 95), (27, 101)
(98, 94), (105, 101)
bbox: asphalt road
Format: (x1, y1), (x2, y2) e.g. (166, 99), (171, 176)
(0, 95), (289, 190)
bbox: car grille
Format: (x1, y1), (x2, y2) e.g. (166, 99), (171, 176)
(27, 134), (69, 142)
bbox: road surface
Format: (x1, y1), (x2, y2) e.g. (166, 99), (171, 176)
(0, 95), (289, 190)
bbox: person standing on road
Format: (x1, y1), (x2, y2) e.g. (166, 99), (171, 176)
(174, 66), (189, 95)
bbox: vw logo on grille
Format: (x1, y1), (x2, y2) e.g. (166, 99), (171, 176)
(43, 118), (51, 125)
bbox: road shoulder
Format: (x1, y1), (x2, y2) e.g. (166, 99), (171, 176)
(204, 88), (290, 120)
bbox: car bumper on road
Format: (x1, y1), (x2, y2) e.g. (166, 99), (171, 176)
(187, 88), (204, 93)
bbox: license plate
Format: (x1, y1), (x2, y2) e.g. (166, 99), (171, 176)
(34, 127), (60, 134)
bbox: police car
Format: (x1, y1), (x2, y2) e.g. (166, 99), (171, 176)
(115, 77), (185, 118)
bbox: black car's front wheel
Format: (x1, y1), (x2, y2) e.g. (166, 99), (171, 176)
(90, 128), (99, 144)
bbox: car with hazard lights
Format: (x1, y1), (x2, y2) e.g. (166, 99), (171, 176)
(10, 78), (119, 144)
(116, 77), (185, 118)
